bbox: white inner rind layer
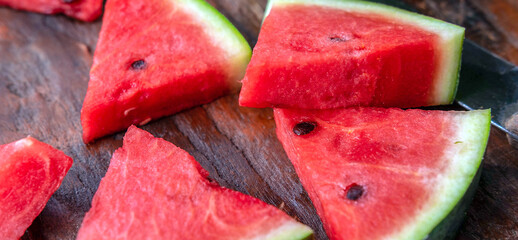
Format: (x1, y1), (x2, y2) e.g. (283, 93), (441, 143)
(176, 0), (252, 91)
(14, 138), (34, 148)
(264, 0), (465, 104)
(251, 220), (313, 240)
(386, 109), (491, 240)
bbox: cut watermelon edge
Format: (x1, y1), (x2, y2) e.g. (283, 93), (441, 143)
(1, 136), (73, 240)
(388, 109), (491, 239)
(0, 0), (103, 22)
(78, 125), (314, 240)
(177, 0), (252, 90)
(273, 108), (491, 239)
(81, 0), (253, 143)
(263, 0), (465, 105)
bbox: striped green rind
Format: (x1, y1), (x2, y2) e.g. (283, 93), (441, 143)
(387, 109), (491, 239)
(176, 0), (252, 90)
(258, 220), (313, 240)
(264, 0), (465, 105)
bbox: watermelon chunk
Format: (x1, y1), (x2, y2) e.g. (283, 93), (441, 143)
(77, 126), (313, 240)
(0, 0), (102, 22)
(81, 0), (251, 143)
(239, 0), (464, 109)
(0, 137), (73, 240)
(274, 108), (491, 240)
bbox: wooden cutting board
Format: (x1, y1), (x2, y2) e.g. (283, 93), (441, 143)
(0, 0), (517, 239)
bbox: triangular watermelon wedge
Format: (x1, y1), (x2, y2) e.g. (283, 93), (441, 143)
(239, 0), (464, 109)
(274, 108), (490, 240)
(77, 126), (313, 240)
(81, 0), (251, 143)
(0, 137), (73, 240)
(0, 0), (103, 22)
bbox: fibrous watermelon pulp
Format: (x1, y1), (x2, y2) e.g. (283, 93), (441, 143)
(81, 0), (251, 143)
(0, 0), (102, 21)
(0, 137), (73, 240)
(274, 108), (490, 240)
(77, 126), (313, 240)
(239, 0), (464, 109)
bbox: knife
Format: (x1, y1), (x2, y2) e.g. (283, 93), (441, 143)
(370, 0), (518, 141)
(457, 41), (518, 141)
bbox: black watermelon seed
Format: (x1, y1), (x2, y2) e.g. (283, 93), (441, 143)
(329, 36), (349, 42)
(329, 37), (346, 42)
(346, 184), (364, 201)
(293, 122), (317, 136)
(62, 0), (77, 3)
(130, 59), (146, 70)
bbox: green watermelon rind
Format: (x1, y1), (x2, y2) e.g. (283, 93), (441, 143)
(274, 109), (490, 239)
(176, 0), (252, 90)
(426, 160), (483, 240)
(263, 0), (465, 105)
(388, 109), (491, 239)
(260, 220), (314, 240)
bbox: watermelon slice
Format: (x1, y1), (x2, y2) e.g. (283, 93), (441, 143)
(274, 108), (491, 240)
(76, 126), (313, 240)
(0, 137), (73, 240)
(239, 0), (464, 109)
(0, 0), (103, 22)
(81, 0), (251, 143)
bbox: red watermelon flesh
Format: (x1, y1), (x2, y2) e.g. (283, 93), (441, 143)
(239, 1), (464, 109)
(81, 0), (251, 143)
(0, 0), (102, 22)
(76, 126), (313, 240)
(0, 137), (73, 240)
(274, 108), (490, 240)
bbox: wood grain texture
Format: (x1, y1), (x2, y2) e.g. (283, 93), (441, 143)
(0, 0), (516, 239)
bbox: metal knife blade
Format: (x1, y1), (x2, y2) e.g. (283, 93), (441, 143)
(371, 0), (518, 140)
(457, 41), (518, 140)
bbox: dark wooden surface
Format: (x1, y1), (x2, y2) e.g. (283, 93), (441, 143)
(0, 0), (517, 239)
